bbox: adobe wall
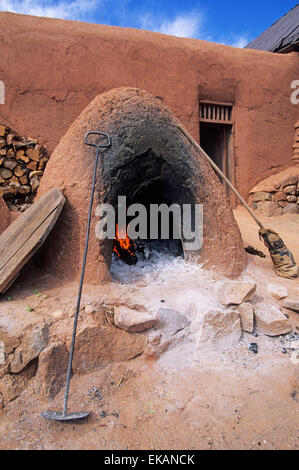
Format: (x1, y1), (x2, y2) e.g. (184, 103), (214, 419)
(0, 12), (298, 199)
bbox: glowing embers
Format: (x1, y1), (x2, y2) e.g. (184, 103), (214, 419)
(112, 222), (183, 266)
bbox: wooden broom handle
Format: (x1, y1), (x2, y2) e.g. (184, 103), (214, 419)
(177, 123), (265, 230)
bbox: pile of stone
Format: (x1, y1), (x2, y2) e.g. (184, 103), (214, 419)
(0, 124), (49, 211)
(249, 168), (299, 216)
(216, 280), (292, 337)
(292, 121), (299, 164)
(114, 280), (293, 352)
(0, 302), (149, 408)
(0, 283), (297, 409)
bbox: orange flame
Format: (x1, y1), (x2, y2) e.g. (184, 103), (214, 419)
(113, 223), (135, 257)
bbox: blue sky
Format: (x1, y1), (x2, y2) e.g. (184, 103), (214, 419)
(0, 0), (297, 47)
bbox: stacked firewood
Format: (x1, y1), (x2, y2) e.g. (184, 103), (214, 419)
(0, 124), (49, 210)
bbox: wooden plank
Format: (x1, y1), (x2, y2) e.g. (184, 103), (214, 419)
(199, 100), (234, 107)
(0, 188), (62, 256)
(0, 188), (65, 293)
(0, 188), (64, 267)
(198, 118), (234, 125)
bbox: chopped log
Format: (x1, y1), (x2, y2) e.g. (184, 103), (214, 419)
(6, 134), (15, 146)
(13, 165), (25, 177)
(0, 124), (49, 207)
(19, 174), (29, 185)
(30, 176), (40, 192)
(17, 185), (31, 195)
(18, 155), (30, 164)
(27, 161), (38, 170)
(114, 246), (138, 265)
(28, 145), (41, 161)
(4, 160), (17, 170)
(16, 149), (24, 157)
(26, 147), (33, 158)
(13, 140), (37, 149)
(2, 186), (17, 197)
(29, 170), (42, 179)
(6, 148), (15, 158)
(0, 168), (13, 179)
(10, 176), (20, 187)
(38, 157), (48, 169)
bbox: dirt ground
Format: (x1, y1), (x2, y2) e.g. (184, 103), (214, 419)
(0, 206), (298, 450)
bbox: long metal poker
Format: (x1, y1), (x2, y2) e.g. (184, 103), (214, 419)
(42, 131), (111, 422)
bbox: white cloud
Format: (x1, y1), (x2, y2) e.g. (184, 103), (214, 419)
(213, 34), (250, 48)
(0, 2), (250, 48)
(141, 11), (203, 39)
(229, 36), (249, 48)
(159, 14), (202, 38)
(0, 0), (100, 20)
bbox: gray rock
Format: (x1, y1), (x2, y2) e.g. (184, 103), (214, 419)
(69, 317), (148, 374)
(248, 343), (258, 354)
(281, 176), (298, 188)
(267, 283), (288, 300)
(283, 298), (299, 313)
(253, 192), (272, 202)
(36, 342), (68, 399)
(156, 308), (191, 336)
(283, 203), (299, 214)
(196, 309), (241, 351)
(218, 280), (256, 306)
(254, 304), (292, 336)
(273, 191), (286, 202)
(283, 184), (297, 195)
(286, 196), (297, 203)
(0, 360), (37, 404)
(10, 324), (49, 373)
(0, 310), (50, 373)
(114, 306), (157, 333)
(144, 308), (191, 358)
(256, 201), (283, 217)
(238, 302), (254, 333)
(0, 309), (44, 354)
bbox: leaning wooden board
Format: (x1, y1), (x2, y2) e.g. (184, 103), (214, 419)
(0, 188), (65, 293)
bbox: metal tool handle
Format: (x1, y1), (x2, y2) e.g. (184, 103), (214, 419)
(84, 131), (111, 149)
(62, 131), (110, 417)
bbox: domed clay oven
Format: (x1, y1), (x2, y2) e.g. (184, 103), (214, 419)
(37, 88), (247, 283)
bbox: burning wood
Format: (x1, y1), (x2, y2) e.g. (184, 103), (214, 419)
(113, 224), (138, 265)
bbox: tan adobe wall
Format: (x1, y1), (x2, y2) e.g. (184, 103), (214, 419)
(0, 12), (298, 199)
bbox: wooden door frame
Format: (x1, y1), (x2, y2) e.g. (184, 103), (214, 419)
(199, 100), (236, 207)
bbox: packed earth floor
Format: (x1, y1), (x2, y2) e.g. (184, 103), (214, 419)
(0, 206), (298, 450)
